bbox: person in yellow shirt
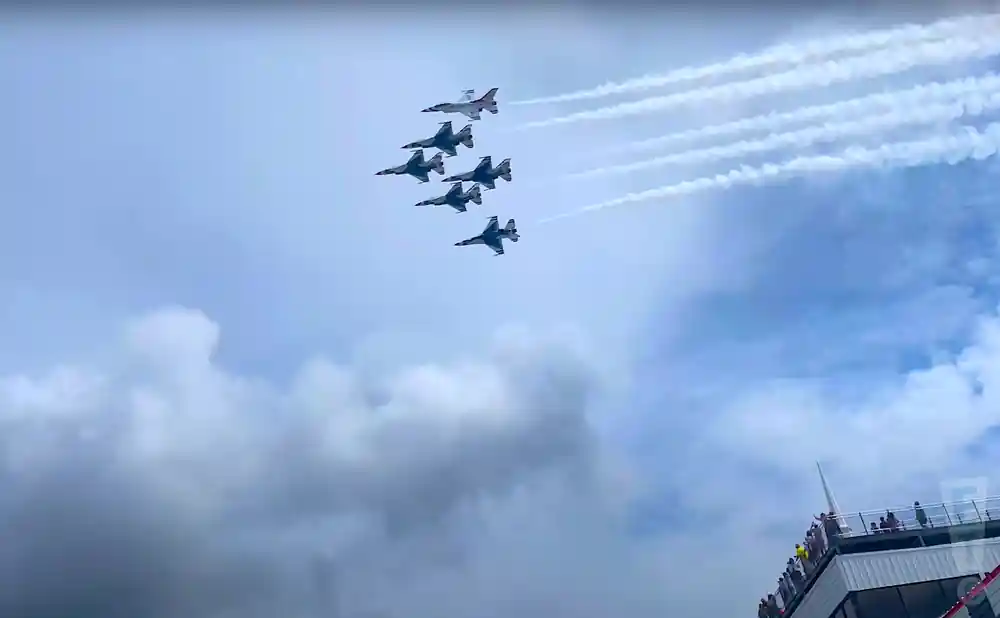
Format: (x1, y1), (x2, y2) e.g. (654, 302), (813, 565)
(795, 543), (813, 575)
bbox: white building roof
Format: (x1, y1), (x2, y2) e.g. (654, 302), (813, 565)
(794, 538), (1000, 618)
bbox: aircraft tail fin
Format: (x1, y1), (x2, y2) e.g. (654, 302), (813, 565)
(428, 153), (445, 175)
(497, 158), (512, 182)
(466, 184), (483, 205)
(478, 87), (499, 114)
(457, 124), (474, 148)
(504, 218), (518, 241)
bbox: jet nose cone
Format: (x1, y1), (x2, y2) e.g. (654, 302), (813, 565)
(421, 107), (435, 112)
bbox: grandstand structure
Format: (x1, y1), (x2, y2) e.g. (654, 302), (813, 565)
(771, 467), (1000, 618)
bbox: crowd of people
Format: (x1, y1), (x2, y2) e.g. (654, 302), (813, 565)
(758, 501), (934, 618)
(758, 512), (843, 618)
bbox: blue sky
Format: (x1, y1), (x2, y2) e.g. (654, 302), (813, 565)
(1, 8), (1000, 618)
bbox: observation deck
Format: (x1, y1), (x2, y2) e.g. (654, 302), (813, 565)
(768, 496), (1000, 618)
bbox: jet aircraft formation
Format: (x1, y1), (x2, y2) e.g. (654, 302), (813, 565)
(375, 88), (519, 256)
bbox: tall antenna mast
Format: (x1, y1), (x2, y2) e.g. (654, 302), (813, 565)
(817, 461), (851, 532)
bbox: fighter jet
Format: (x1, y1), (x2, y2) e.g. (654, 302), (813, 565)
(442, 155), (511, 190)
(375, 150), (445, 183)
(422, 88), (499, 121)
(455, 216), (519, 256)
(415, 182), (483, 213)
(401, 121), (474, 158)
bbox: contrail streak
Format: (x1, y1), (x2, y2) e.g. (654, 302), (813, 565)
(605, 72), (1000, 156)
(509, 14), (999, 106)
(570, 89), (1000, 178)
(539, 122), (1000, 224)
(519, 33), (1000, 129)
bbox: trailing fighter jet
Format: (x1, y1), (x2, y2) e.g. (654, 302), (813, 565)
(415, 182), (483, 213)
(442, 155), (511, 190)
(375, 150), (445, 183)
(455, 216), (519, 256)
(422, 88), (499, 121)
(401, 121), (474, 158)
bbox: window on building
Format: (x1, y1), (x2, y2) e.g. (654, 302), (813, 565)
(855, 587), (908, 618)
(898, 581), (950, 618)
(843, 596), (859, 618)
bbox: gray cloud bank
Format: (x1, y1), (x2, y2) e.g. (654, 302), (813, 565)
(0, 307), (674, 618)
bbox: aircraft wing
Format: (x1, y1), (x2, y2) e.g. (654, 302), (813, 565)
(459, 90), (475, 102)
(485, 236), (504, 255)
(462, 109), (481, 120)
(411, 169), (430, 183)
(483, 216), (500, 235)
(435, 121), (452, 138)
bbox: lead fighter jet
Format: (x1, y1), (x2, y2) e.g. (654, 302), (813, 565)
(375, 150), (445, 183)
(442, 155), (511, 190)
(455, 216), (519, 256)
(422, 88), (499, 121)
(401, 121), (474, 158)
(415, 182), (483, 213)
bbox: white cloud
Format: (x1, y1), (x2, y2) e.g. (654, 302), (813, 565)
(687, 304), (1000, 521)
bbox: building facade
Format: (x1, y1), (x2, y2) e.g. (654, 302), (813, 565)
(792, 539), (1000, 618)
(777, 504), (1000, 618)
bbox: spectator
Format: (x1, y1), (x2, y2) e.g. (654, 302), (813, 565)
(788, 560), (805, 589)
(886, 511), (901, 531)
(766, 594), (781, 618)
(778, 575), (792, 605)
(870, 521), (879, 534)
(784, 564), (798, 595)
(803, 534), (823, 575)
(809, 526), (826, 556)
(915, 501), (929, 527)
(879, 516), (888, 532)
(805, 534), (818, 560)
(759, 598), (769, 618)
(795, 543), (813, 575)
(817, 512), (842, 549)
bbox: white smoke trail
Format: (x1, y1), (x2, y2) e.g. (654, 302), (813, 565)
(570, 89), (1000, 178)
(539, 122), (1000, 224)
(519, 33), (1000, 129)
(606, 72), (1000, 156)
(510, 14), (998, 105)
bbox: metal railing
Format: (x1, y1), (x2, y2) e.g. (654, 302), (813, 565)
(838, 496), (1000, 537)
(763, 496), (1000, 617)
